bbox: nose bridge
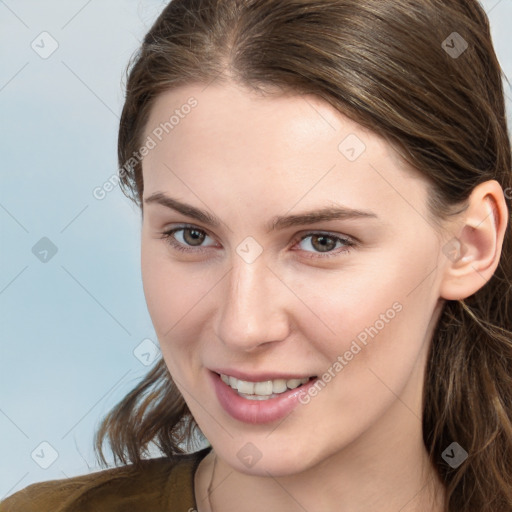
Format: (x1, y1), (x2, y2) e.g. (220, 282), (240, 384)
(216, 253), (288, 351)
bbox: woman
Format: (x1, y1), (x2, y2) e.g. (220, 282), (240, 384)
(2, 0), (511, 510)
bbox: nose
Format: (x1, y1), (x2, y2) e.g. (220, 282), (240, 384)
(215, 255), (290, 352)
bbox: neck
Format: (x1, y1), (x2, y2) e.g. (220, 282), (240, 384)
(195, 411), (447, 512)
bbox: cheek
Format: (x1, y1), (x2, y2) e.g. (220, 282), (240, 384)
(141, 241), (187, 336)
(140, 240), (217, 354)
(287, 255), (438, 449)
(298, 242), (439, 377)
(140, 251), (193, 382)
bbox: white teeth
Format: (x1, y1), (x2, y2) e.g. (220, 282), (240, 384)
(241, 393), (276, 400)
(237, 380), (255, 394)
(272, 379), (287, 393)
(254, 381), (273, 395)
(286, 378), (304, 390)
(220, 374), (311, 397)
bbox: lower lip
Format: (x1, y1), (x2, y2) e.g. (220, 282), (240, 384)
(210, 371), (318, 424)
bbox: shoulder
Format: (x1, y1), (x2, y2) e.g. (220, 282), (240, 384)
(0, 446), (211, 512)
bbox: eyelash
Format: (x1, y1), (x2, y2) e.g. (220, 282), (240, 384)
(158, 224), (357, 259)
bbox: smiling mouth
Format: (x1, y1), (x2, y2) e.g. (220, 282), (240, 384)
(217, 372), (317, 400)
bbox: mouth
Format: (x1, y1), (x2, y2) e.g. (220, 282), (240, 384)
(210, 370), (321, 424)
(216, 372), (317, 401)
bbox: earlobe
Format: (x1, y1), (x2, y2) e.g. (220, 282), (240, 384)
(439, 180), (509, 301)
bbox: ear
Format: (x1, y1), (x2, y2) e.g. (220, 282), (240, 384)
(439, 180), (509, 301)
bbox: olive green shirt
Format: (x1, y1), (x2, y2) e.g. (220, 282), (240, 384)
(0, 446), (212, 512)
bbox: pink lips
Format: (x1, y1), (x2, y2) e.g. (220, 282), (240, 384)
(210, 368), (315, 382)
(210, 370), (318, 424)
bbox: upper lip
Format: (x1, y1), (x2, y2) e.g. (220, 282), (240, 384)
(210, 368), (317, 382)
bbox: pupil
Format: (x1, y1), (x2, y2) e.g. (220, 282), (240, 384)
(184, 229), (204, 246)
(314, 235), (335, 252)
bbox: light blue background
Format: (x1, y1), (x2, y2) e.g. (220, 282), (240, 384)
(1, 0), (511, 499)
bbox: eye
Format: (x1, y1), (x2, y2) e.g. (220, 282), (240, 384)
(159, 225), (217, 253)
(293, 232), (356, 259)
(159, 225), (356, 259)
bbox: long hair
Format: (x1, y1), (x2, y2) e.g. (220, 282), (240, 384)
(94, 1), (512, 510)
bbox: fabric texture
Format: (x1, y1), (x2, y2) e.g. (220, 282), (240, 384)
(0, 446), (212, 512)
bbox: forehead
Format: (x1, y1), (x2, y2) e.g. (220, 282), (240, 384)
(143, 82), (398, 162)
(141, 82), (430, 224)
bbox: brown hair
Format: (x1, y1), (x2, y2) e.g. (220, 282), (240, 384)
(94, 1), (512, 510)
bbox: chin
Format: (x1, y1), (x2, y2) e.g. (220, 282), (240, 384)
(218, 439), (327, 478)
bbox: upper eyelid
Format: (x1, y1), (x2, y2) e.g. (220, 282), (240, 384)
(165, 224), (354, 244)
(168, 224), (217, 241)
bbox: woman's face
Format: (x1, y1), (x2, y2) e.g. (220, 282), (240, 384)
(140, 82), (450, 476)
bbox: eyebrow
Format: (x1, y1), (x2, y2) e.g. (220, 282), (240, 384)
(144, 192), (379, 232)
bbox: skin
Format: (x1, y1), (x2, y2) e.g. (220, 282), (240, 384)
(140, 81), (508, 512)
